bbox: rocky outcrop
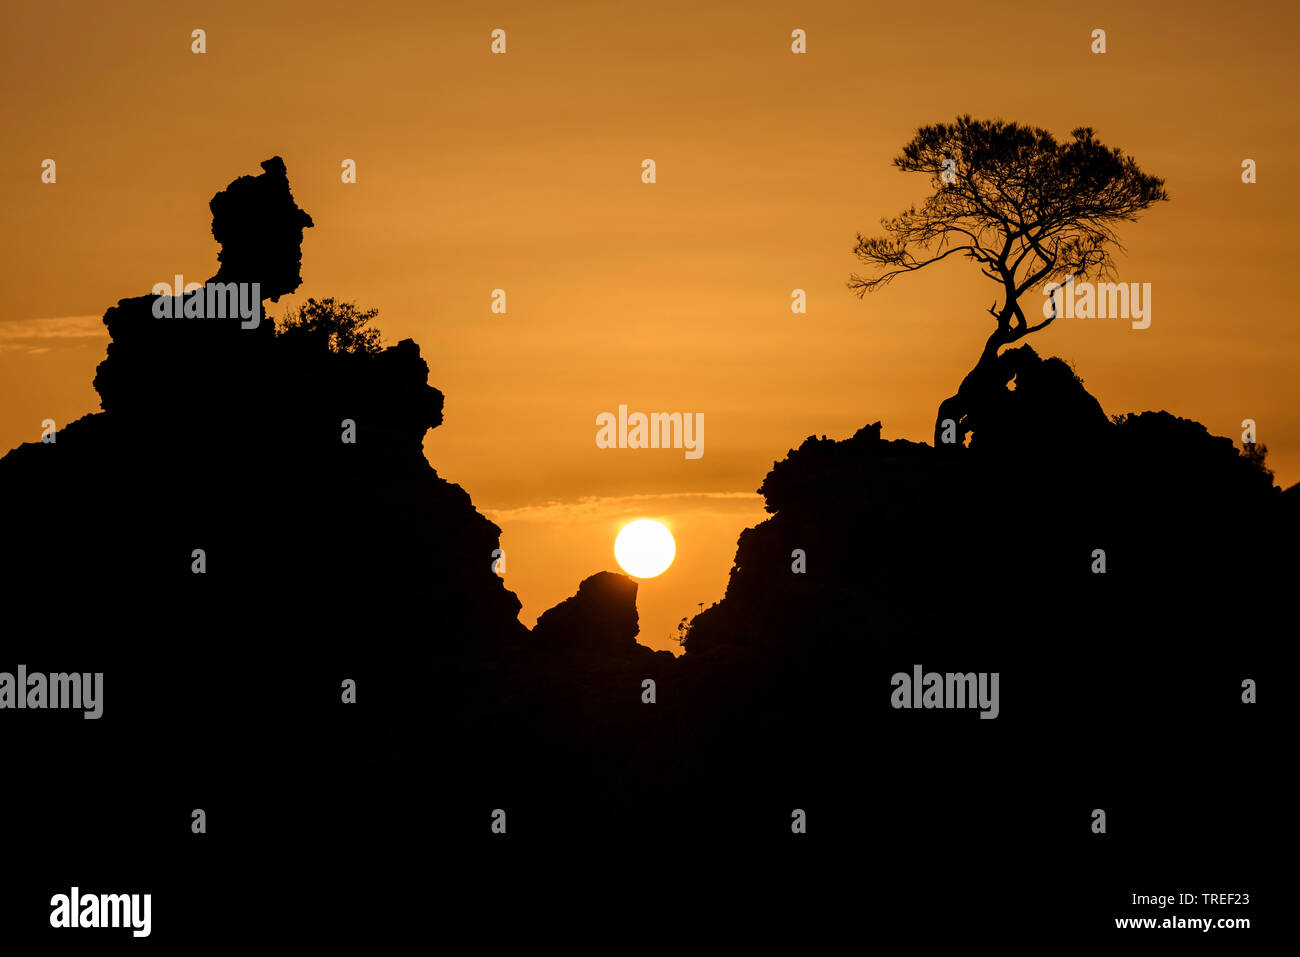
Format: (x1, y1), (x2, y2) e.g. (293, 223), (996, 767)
(2, 156), (1290, 856)
(0, 158), (526, 668)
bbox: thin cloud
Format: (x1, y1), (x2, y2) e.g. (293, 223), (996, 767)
(0, 315), (105, 342)
(0, 316), (106, 354)
(484, 491), (761, 525)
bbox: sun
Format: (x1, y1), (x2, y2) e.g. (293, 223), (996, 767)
(614, 519), (676, 578)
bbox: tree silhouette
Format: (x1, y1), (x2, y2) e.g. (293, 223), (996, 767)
(1242, 441), (1272, 480)
(850, 116), (1168, 448)
(279, 297), (383, 355)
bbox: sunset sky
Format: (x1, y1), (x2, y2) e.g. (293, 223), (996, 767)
(4, 0), (1298, 650)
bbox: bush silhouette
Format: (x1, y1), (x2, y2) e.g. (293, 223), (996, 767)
(279, 297), (383, 355)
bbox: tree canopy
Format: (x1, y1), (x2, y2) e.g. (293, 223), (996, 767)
(851, 116), (1167, 351)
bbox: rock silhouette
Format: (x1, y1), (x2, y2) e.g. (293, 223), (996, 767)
(0, 160), (530, 870)
(5, 158), (520, 645)
(0, 157), (1287, 939)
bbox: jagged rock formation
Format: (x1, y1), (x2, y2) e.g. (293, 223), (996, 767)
(93, 157), (311, 419)
(1, 158), (1289, 913)
(0, 158), (527, 749)
(0, 157), (689, 857)
(675, 351), (1291, 862)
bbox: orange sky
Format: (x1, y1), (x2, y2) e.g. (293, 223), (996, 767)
(4, 0), (1298, 650)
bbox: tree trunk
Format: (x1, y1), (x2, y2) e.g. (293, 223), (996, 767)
(933, 325), (1015, 450)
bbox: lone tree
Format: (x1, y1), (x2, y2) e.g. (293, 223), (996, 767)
(849, 116), (1168, 449)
